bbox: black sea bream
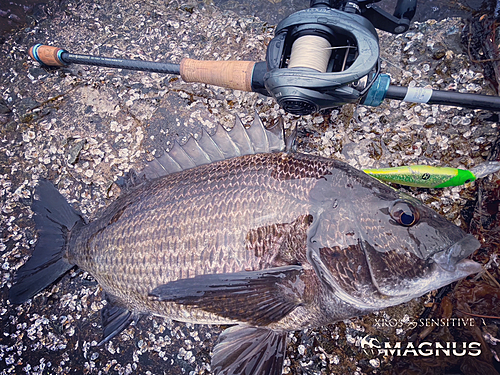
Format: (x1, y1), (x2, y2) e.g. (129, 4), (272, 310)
(10, 116), (482, 375)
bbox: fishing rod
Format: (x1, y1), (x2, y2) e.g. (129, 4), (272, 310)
(28, 0), (500, 115)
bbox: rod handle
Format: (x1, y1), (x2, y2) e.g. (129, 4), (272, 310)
(180, 58), (255, 92)
(28, 44), (67, 66)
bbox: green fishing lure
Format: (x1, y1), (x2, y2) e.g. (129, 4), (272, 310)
(364, 162), (500, 188)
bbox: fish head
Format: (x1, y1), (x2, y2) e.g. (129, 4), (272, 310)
(307, 167), (482, 311)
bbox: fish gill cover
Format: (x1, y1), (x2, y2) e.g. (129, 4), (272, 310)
(0, 0), (500, 374)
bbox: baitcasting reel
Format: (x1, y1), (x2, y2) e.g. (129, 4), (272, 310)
(262, 0), (417, 115)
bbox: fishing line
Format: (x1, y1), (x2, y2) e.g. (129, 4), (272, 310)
(341, 44), (350, 72)
(288, 35), (332, 72)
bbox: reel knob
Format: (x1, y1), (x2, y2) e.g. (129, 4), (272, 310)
(278, 97), (318, 116)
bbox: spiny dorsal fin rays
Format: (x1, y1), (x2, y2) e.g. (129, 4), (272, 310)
(227, 115), (255, 155)
(285, 120), (297, 153)
(197, 128), (226, 162)
(265, 115), (287, 153)
(142, 111), (286, 179)
(210, 120), (241, 158)
(168, 141), (197, 170)
(145, 152), (182, 177)
(246, 111), (270, 153)
(180, 136), (212, 166)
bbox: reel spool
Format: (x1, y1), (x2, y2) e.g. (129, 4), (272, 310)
(286, 22), (336, 74)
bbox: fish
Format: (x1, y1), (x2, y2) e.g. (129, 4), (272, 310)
(9, 115), (483, 375)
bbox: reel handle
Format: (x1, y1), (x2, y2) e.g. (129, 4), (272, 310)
(355, 0), (417, 34)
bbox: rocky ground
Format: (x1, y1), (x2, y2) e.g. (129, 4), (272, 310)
(1, 0), (499, 374)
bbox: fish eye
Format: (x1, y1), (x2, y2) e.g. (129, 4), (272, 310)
(390, 201), (419, 227)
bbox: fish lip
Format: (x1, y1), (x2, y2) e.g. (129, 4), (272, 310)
(453, 259), (484, 275)
(432, 234), (481, 273)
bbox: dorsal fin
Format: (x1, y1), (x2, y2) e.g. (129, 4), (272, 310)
(143, 111), (286, 179)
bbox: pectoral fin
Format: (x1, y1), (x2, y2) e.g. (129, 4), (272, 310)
(212, 325), (288, 375)
(149, 265), (304, 325)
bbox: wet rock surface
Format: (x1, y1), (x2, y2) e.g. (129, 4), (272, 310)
(1, 0), (500, 374)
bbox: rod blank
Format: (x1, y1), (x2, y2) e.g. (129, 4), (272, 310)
(61, 52), (181, 75)
(386, 85), (500, 112)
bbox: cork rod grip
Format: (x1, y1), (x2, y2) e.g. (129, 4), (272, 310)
(180, 58), (255, 92)
(29, 44), (67, 66)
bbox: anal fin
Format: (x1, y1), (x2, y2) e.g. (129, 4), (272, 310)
(149, 265), (304, 326)
(212, 325), (288, 375)
(99, 295), (143, 345)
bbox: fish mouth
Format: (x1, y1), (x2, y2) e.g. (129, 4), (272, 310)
(309, 234), (483, 311)
(360, 234), (483, 308)
(432, 234), (482, 274)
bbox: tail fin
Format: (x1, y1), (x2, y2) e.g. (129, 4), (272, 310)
(9, 179), (84, 304)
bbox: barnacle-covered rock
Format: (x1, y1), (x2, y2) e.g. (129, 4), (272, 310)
(0, 1), (499, 374)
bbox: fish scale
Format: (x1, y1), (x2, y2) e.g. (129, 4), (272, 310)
(69, 153), (319, 320)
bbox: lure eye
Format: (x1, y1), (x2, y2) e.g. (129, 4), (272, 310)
(390, 201), (419, 227)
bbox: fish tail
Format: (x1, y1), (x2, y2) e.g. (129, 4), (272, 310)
(9, 179), (84, 304)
